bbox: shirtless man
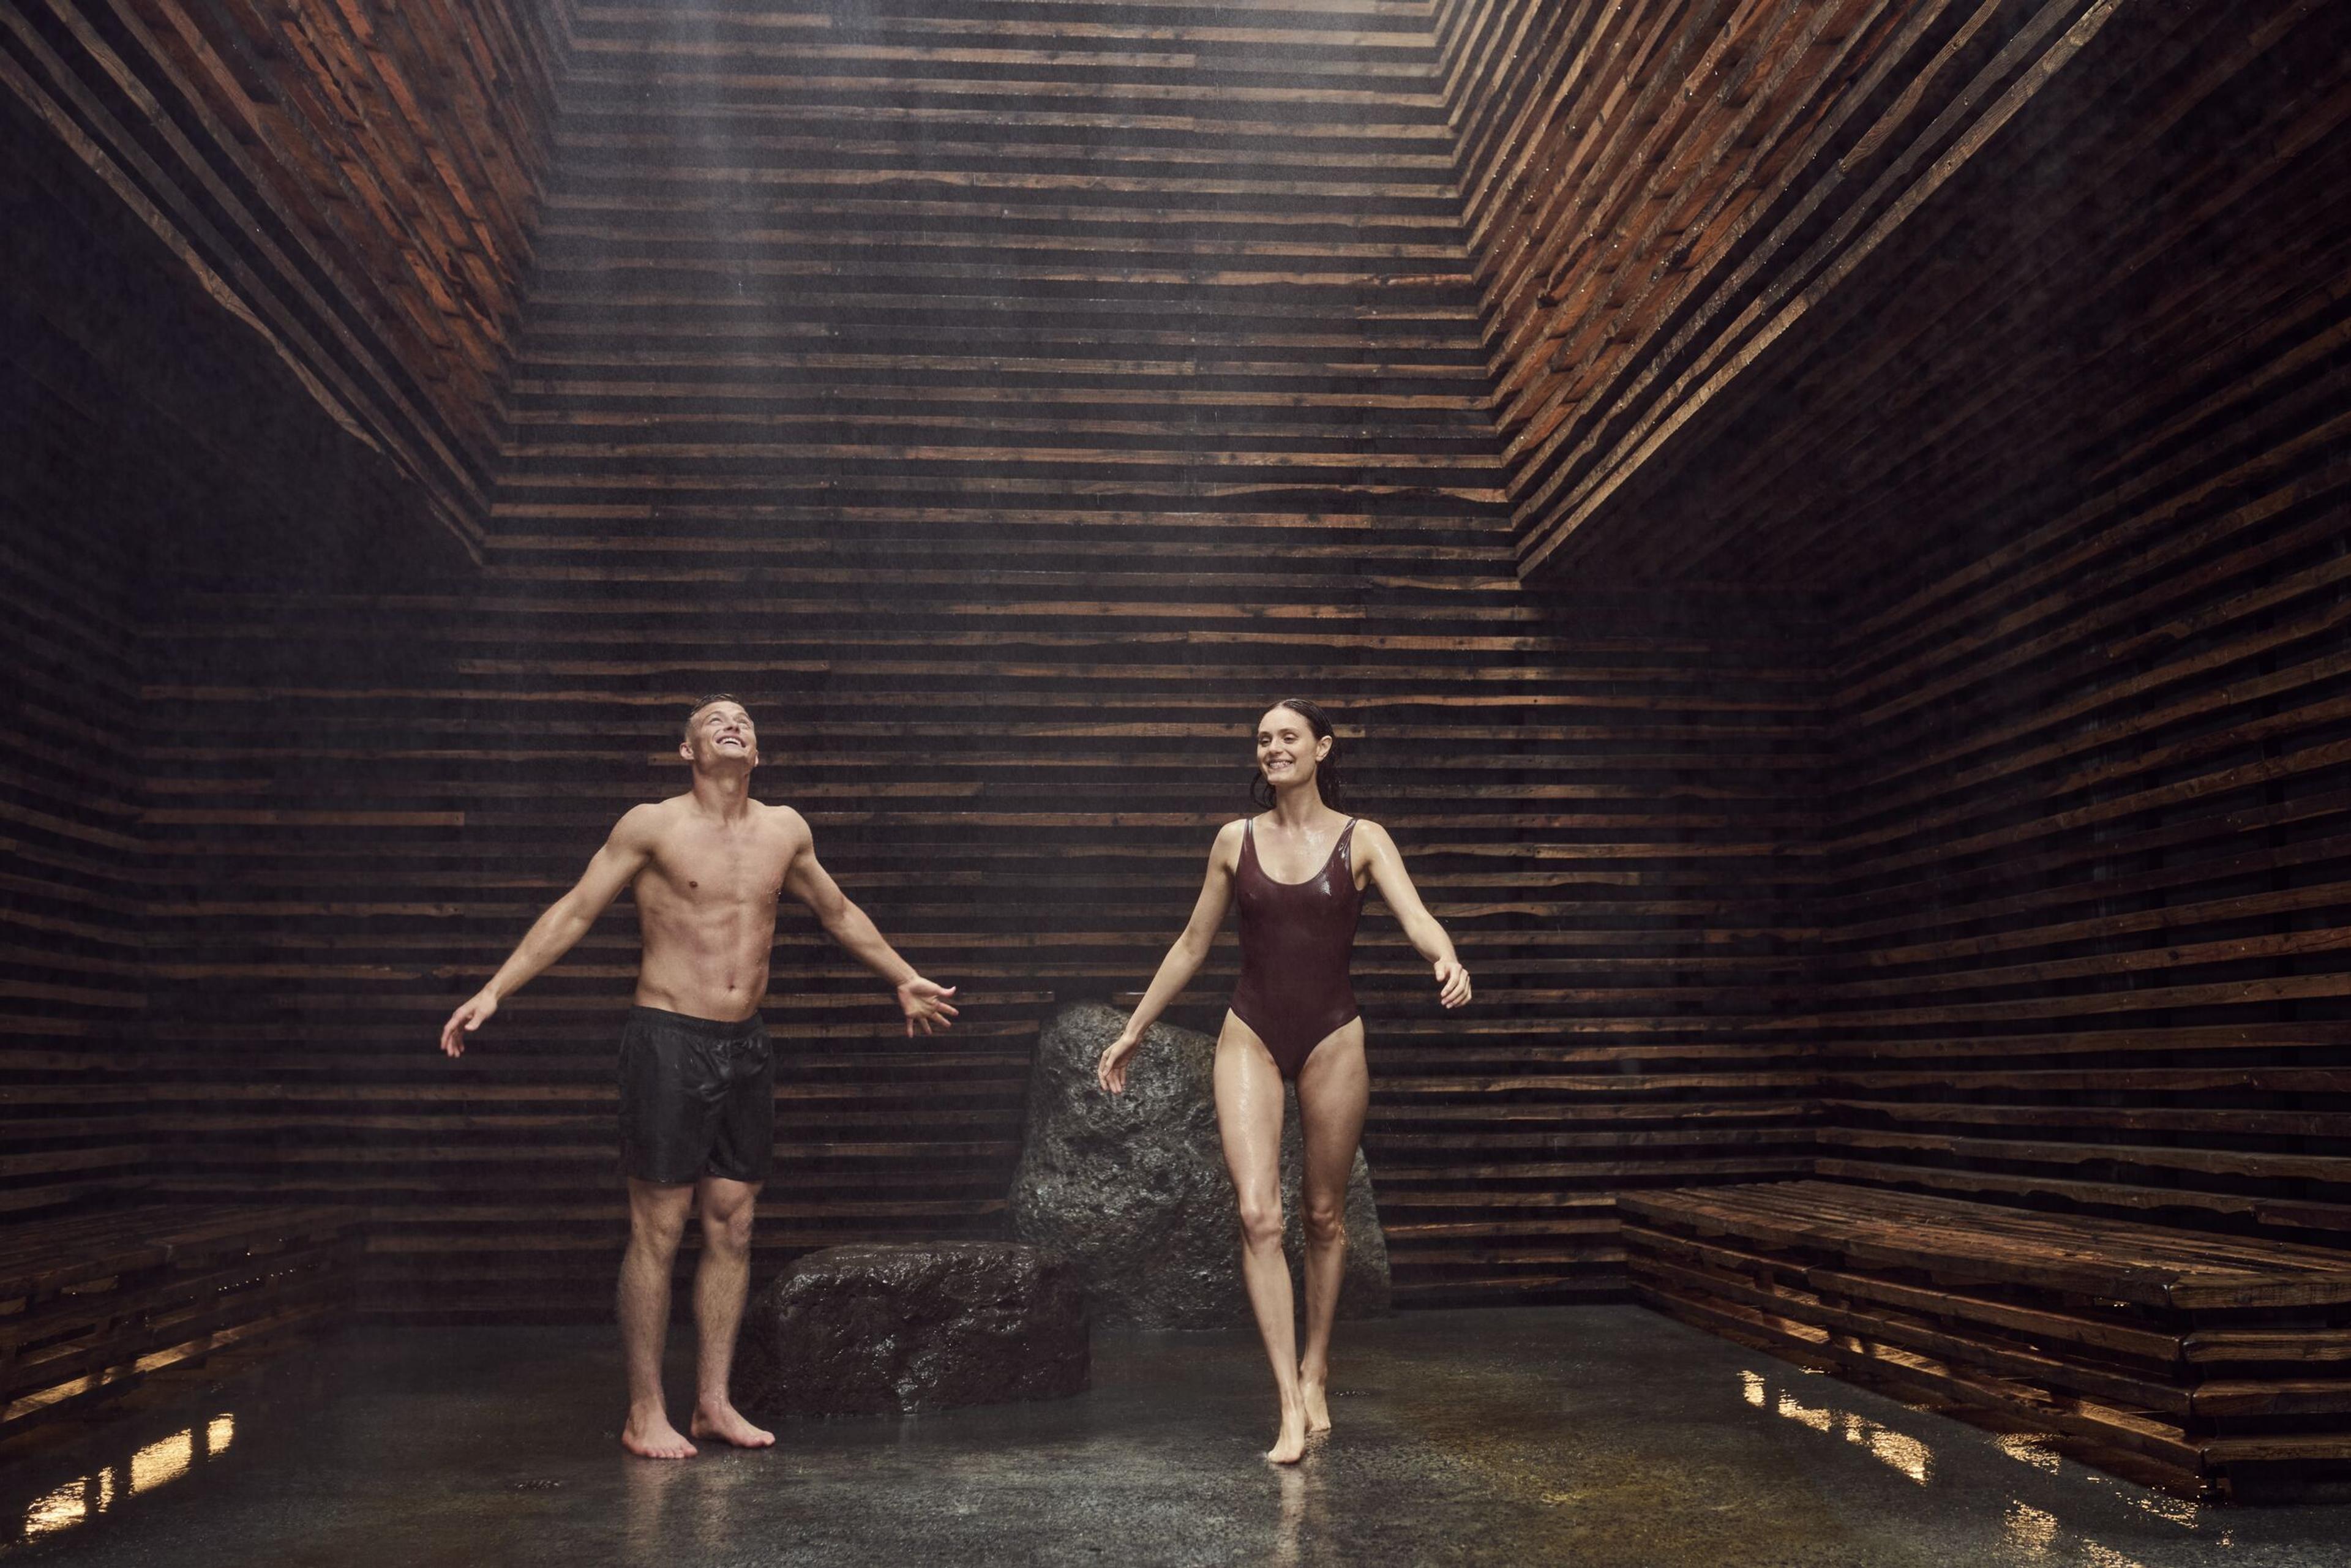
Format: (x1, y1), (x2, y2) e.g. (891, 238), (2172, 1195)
(437, 695), (958, 1459)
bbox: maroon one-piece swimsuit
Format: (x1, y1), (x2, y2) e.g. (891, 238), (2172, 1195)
(1229, 817), (1363, 1079)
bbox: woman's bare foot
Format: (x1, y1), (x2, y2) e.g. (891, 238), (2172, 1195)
(1300, 1375), (1332, 1436)
(690, 1399), (776, 1449)
(622, 1405), (697, 1460)
(1266, 1403), (1308, 1465)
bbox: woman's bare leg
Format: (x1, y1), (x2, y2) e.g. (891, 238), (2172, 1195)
(1214, 1014), (1307, 1463)
(1293, 1021), (1367, 1435)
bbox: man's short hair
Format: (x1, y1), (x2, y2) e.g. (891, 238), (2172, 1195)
(683, 692), (748, 741)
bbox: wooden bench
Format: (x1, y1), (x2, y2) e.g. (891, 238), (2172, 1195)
(0, 1204), (359, 1438)
(1622, 1180), (2351, 1500)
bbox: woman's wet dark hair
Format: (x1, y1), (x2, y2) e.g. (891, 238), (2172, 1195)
(1250, 698), (1348, 811)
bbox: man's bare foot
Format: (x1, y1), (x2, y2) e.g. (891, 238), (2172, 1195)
(1300, 1376), (1332, 1435)
(1266, 1403), (1308, 1465)
(691, 1399), (776, 1449)
(622, 1407), (697, 1460)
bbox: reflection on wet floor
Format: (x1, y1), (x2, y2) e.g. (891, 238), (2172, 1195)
(1738, 1364), (2251, 1566)
(1741, 1367), (1933, 1485)
(7, 1310), (2351, 1567)
(12, 1413), (233, 1552)
(1271, 1463), (1307, 1568)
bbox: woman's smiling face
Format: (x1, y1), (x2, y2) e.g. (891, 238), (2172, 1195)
(1256, 704), (1328, 790)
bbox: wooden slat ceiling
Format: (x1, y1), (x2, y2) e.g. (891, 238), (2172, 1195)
(0, 0), (566, 558)
(1433, 0), (2351, 593)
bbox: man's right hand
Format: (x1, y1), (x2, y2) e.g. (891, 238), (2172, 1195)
(440, 991), (498, 1057)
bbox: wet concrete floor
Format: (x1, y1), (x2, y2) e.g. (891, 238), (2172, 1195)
(6, 1306), (2350, 1566)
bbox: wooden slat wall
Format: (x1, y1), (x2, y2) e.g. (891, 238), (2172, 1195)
(1808, 342), (2351, 1241)
(0, 0), (569, 555)
(0, 399), (151, 1218)
(1662, 3), (2351, 1240)
(1, 75), (490, 1221)
(1427, 0), (2331, 589)
(1425, 0), (2351, 1262)
(118, 0), (1826, 1319)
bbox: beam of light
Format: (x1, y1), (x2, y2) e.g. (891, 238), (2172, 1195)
(129, 1430), (193, 1496)
(2004, 1500), (2059, 1558)
(2129, 1489), (2199, 1528)
(1747, 1371), (1935, 1482)
(1738, 1370), (2200, 1553)
(1774, 1390), (1832, 1431)
(1997, 1433), (2202, 1531)
(15, 1412), (228, 1547)
(1829, 1409), (1931, 1484)
(1862, 1421), (1932, 1485)
(20, 1477), (96, 1543)
(1996, 1432), (2061, 1474)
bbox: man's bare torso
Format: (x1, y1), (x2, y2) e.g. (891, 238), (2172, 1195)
(628, 795), (808, 1022)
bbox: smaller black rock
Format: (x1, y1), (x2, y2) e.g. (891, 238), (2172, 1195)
(734, 1242), (1089, 1420)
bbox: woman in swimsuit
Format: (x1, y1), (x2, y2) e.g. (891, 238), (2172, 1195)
(1096, 699), (1470, 1464)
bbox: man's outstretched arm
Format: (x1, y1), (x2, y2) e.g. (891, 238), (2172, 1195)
(438, 808), (656, 1056)
(782, 834), (959, 1037)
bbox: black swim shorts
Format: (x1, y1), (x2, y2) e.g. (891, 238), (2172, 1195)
(617, 1006), (774, 1184)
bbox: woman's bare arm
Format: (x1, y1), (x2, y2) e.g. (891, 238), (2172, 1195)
(1357, 820), (1470, 1008)
(1098, 821), (1243, 1091)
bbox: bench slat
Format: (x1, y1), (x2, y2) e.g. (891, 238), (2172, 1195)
(1624, 1181), (2351, 1307)
(0, 1202), (359, 1439)
(0, 1204), (357, 1297)
(1627, 1180), (2351, 1499)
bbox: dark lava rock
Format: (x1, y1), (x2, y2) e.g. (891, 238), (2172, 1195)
(734, 1242), (1088, 1419)
(1008, 1000), (1392, 1330)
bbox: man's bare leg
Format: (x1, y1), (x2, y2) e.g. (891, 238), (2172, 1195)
(1215, 1018), (1307, 1464)
(688, 1176), (774, 1448)
(1294, 1024), (1368, 1435)
(620, 1179), (698, 1458)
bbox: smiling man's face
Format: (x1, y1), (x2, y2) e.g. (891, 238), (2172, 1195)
(680, 700), (759, 773)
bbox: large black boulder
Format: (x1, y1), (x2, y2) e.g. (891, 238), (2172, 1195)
(733, 1242), (1088, 1419)
(1008, 1000), (1392, 1330)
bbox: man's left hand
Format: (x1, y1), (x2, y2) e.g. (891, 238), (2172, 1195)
(897, 977), (961, 1036)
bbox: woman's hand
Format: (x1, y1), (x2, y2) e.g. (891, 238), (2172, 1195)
(1434, 959), (1471, 1009)
(438, 989), (497, 1057)
(1097, 1029), (1144, 1093)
